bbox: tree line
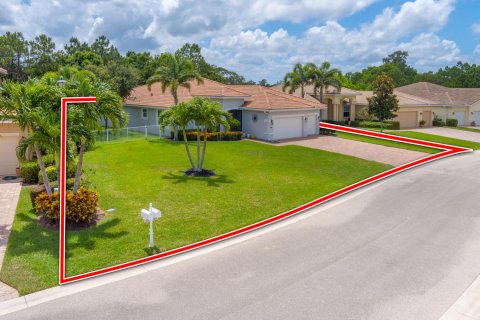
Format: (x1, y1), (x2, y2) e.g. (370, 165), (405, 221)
(0, 32), (259, 100)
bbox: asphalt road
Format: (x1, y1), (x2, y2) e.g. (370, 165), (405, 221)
(3, 151), (480, 320)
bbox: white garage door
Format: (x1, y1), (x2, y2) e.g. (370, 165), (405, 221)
(306, 115), (317, 135)
(454, 111), (465, 126)
(0, 133), (20, 175)
(474, 112), (480, 126)
(273, 116), (303, 140)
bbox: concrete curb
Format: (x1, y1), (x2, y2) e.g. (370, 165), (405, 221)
(439, 273), (480, 320)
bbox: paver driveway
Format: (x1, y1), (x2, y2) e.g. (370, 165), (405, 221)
(279, 136), (429, 166)
(410, 127), (480, 143)
(0, 182), (21, 302)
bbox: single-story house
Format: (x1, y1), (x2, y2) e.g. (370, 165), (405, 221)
(0, 67), (25, 176)
(123, 78), (325, 141)
(273, 82), (480, 129)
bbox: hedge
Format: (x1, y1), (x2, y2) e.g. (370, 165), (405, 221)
(446, 119), (458, 127)
(21, 157), (77, 184)
(172, 130), (243, 141)
(350, 120), (400, 130)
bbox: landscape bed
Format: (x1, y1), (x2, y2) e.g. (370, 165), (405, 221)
(0, 139), (391, 294)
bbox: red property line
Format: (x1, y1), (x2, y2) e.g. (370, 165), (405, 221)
(59, 109), (472, 284)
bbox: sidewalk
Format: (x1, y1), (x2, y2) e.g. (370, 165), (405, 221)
(440, 274), (480, 320)
(0, 182), (21, 302)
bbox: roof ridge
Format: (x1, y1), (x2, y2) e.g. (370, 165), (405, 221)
(265, 87), (321, 107)
(263, 87), (272, 108)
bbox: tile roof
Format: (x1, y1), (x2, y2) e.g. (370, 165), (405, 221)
(125, 78), (324, 110)
(396, 82), (480, 106)
(229, 85), (324, 109)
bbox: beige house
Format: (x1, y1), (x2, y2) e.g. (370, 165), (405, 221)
(0, 67), (24, 176)
(274, 82), (480, 129)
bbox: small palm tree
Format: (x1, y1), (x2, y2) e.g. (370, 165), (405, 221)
(52, 70), (126, 193)
(0, 79), (64, 195)
(146, 53), (203, 140)
(282, 63), (317, 98)
(311, 61), (342, 103)
(159, 102), (196, 169)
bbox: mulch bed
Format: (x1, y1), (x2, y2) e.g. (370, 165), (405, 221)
(183, 168), (216, 177)
(37, 207), (107, 231)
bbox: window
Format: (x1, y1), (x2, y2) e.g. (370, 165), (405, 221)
(343, 103), (350, 119)
(141, 108), (148, 119)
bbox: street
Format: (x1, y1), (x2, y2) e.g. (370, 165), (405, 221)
(3, 151), (480, 320)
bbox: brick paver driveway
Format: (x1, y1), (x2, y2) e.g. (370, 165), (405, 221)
(409, 127), (480, 143)
(279, 136), (429, 166)
(0, 182), (21, 302)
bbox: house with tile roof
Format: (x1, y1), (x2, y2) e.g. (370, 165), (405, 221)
(273, 82), (480, 129)
(124, 78), (325, 141)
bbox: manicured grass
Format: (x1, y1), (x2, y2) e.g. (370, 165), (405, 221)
(335, 132), (438, 154)
(390, 131), (480, 150)
(0, 139), (392, 294)
(446, 126), (480, 134)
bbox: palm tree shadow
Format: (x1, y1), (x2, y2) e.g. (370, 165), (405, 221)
(162, 172), (234, 187)
(143, 246), (162, 255)
(65, 218), (129, 257)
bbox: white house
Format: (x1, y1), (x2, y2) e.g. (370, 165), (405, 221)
(123, 78), (325, 141)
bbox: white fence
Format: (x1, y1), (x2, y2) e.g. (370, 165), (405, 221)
(94, 125), (166, 143)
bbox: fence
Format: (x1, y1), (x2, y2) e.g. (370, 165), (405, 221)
(93, 125), (166, 143)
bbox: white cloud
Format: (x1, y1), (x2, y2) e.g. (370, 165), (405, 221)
(397, 33), (461, 69)
(0, 0), (464, 82)
(472, 23), (480, 34)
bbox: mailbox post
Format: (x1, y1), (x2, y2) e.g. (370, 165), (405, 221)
(140, 203), (161, 248)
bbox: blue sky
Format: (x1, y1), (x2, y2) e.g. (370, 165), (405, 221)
(1, 0), (479, 82)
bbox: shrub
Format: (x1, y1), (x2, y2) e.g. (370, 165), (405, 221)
(320, 128), (336, 135)
(29, 178), (77, 207)
(37, 160), (77, 184)
(350, 120), (361, 127)
(174, 130), (243, 141)
(352, 120), (400, 130)
(34, 187), (99, 223)
(42, 154), (55, 167)
(433, 116), (445, 127)
(446, 118), (458, 127)
(38, 166), (57, 184)
(419, 120), (426, 127)
(20, 161), (39, 183)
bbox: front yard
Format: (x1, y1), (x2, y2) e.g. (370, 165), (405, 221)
(0, 139), (391, 295)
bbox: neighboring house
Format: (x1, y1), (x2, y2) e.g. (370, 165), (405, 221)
(0, 67), (23, 176)
(124, 79), (325, 141)
(273, 82), (480, 129)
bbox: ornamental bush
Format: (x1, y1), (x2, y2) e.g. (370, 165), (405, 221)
(20, 161), (39, 183)
(38, 166), (57, 184)
(350, 120), (400, 130)
(446, 119), (458, 127)
(34, 187), (99, 223)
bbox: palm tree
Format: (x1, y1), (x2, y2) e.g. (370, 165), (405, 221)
(282, 63), (317, 98)
(190, 97), (237, 171)
(311, 61), (342, 103)
(146, 53), (203, 140)
(159, 102), (196, 169)
(49, 70), (126, 193)
(0, 79), (63, 195)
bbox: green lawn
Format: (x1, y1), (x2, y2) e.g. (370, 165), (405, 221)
(335, 132), (438, 154)
(390, 131), (480, 150)
(0, 139), (391, 295)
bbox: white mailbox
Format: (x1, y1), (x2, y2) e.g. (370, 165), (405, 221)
(140, 203), (161, 248)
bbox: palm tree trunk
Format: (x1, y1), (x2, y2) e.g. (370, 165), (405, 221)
(301, 84), (305, 98)
(196, 126), (201, 172)
(35, 145), (52, 196)
(320, 86), (324, 103)
(173, 93), (179, 141)
(182, 129), (196, 170)
(73, 140), (85, 194)
(199, 129), (208, 170)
